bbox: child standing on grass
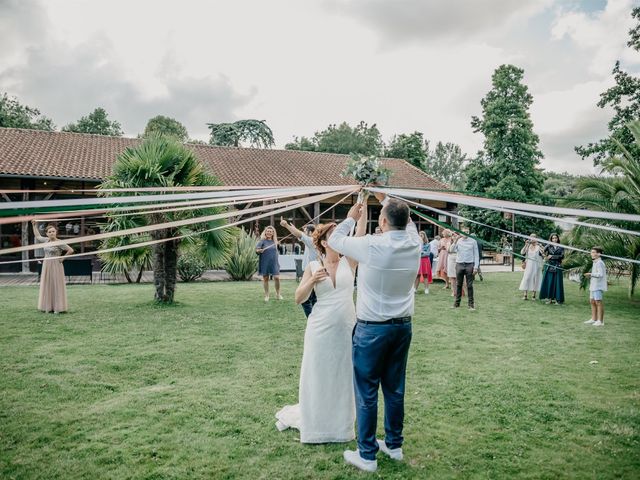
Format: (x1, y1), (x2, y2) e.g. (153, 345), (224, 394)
(584, 246), (607, 327)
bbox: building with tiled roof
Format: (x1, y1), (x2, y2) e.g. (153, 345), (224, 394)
(0, 127), (447, 189)
(0, 127), (456, 272)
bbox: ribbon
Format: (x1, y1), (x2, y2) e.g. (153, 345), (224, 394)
(396, 193), (640, 266)
(372, 187), (640, 223)
(0, 185), (343, 216)
(0, 187), (357, 265)
(0, 189), (307, 226)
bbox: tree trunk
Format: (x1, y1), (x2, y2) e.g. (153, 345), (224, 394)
(136, 267), (144, 284)
(164, 237), (178, 303)
(124, 271), (132, 283)
(152, 229), (167, 302)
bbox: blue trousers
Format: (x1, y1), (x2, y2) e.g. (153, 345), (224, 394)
(352, 321), (412, 460)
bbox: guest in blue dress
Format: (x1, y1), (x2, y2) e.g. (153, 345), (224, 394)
(256, 226), (282, 302)
(539, 233), (565, 304)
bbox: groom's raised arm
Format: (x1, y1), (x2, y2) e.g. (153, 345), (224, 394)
(327, 206), (370, 264)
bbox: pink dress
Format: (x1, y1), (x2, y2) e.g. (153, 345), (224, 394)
(437, 238), (450, 279)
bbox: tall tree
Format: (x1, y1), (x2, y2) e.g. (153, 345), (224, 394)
(385, 131), (427, 170)
(464, 64), (552, 242)
(425, 141), (468, 188)
(63, 107), (123, 136)
(576, 7), (640, 165)
(100, 136), (233, 303)
(207, 119), (274, 148)
(143, 115), (189, 142)
(286, 121), (383, 156)
(0, 93), (55, 131)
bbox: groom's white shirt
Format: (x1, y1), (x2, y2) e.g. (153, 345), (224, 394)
(328, 215), (421, 322)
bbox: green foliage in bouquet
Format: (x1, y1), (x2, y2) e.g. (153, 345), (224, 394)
(341, 153), (391, 186)
(225, 229), (259, 281)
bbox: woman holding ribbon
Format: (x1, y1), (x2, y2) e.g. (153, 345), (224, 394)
(31, 220), (73, 313)
(539, 233), (565, 304)
(256, 226), (282, 302)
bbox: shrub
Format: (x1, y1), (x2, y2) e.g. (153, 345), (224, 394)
(177, 251), (206, 282)
(225, 229), (259, 281)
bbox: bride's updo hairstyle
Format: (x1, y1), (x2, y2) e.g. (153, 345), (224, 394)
(313, 223), (337, 256)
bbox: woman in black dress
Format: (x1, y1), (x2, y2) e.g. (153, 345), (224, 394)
(539, 233), (565, 304)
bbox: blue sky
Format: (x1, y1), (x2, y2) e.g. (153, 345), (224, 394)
(0, 0), (637, 174)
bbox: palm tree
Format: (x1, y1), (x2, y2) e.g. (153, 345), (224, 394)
(100, 136), (234, 303)
(563, 120), (640, 297)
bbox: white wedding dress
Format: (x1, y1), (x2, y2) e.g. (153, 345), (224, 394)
(275, 256), (356, 443)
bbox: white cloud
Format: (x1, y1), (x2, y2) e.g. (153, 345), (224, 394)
(551, 0), (638, 75)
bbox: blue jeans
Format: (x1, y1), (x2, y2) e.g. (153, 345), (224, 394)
(300, 290), (317, 318)
(352, 321), (412, 460)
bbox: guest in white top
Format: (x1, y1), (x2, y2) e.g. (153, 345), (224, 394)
(452, 228), (479, 309)
(280, 218), (318, 318)
(428, 235), (440, 271)
(328, 192), (421, 473)
(584, 246), (607, 327)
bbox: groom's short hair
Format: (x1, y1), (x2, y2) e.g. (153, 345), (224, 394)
(383, 199), (409, 229)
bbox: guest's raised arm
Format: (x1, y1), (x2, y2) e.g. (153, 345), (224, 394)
(31, 220), (46, 243)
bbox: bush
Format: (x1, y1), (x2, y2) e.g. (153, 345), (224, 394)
(177, 251), (206, 282)
(225, 229), (259, 281)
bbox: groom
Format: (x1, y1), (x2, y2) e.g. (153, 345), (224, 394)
(328, 192), (421, 473)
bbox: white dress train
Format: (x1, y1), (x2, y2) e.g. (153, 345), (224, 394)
(275, 257), (356, 443)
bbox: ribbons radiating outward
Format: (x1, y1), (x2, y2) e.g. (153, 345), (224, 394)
(371, 187), (640, 223)
(391, 193), (640, 266)
(0, 185), (348, 216)
(0, 187), (359, 264)
(2, 181), (638, 266)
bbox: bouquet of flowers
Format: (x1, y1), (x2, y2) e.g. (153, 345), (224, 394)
(341, 154), (391, 202)
(342, 154), (391, 186)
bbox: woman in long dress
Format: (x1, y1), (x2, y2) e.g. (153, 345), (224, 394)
(275, 206), (366, 443)
(415, 231), (432, 294)
(437, 229), (452, 288)
(256, 226), (281, 302)
(519, 234), (543, 300)
(32, 220), (73, 313)
(539, 233), (565, 304)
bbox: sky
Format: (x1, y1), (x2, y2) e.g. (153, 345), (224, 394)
(0, 0), (638, 175)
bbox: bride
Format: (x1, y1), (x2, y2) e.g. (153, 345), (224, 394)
(276, 204), (366, 443)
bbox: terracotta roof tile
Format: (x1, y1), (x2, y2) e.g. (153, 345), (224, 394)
(0, 127), (448, 190)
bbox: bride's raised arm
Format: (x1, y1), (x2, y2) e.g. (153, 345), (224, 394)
(346, 201), (368, 270)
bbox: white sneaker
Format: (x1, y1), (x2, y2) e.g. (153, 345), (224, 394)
(277, 294), (284, 300)
(377, 439), (403, 461)
(424, 288), (429, 295)
(593, 320), (604, 327)
(343, 449), (377, 472)
(584, 319), (596, 324)
(264, 296), (269, 302)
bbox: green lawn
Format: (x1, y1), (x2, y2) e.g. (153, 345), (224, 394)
(0, 273), (639, 479)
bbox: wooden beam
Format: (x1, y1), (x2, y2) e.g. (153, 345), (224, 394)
(298, 206), (313, 222)
(231, 202), (255, 222)
(1, 193), (11, 202)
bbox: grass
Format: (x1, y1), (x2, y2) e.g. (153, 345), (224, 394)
(0, 273), (639, 479)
